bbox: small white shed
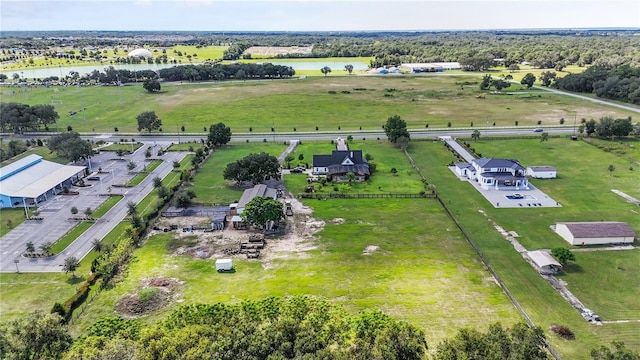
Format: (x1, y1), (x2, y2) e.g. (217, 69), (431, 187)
(555, 222), (636, 245)
(215, 258), (234, 272)
(527, 166), (557, 179)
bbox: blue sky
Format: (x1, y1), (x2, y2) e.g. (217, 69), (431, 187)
(1, 0), (638, 31)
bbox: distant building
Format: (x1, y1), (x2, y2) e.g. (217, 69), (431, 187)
(312, 150), (370, 181)
(0, 154), (86, 209)
(127, 48), (153, 59)
(527, 166), (557, 179)
(471, 158), (528, 190)
(555, 222), (636, 245)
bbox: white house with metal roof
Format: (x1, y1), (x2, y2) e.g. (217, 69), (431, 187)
(555, 222), (636, 245)
(0, 154), (86, 209)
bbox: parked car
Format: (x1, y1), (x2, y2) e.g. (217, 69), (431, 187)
(533, 127), (544, 133)
(290, 167), (306, 173)
(86, 176), (100, 181)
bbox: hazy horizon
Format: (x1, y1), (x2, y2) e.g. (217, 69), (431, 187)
(2, 0), (639, 32)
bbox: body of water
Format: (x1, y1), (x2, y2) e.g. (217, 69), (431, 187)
(2, 60), (370, 79)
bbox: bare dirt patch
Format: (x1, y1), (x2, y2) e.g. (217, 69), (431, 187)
(115, 277), (182, 317)
(153, 197), (323, 269)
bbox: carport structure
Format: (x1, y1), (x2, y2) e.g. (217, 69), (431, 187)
(0, 154), (86, 215)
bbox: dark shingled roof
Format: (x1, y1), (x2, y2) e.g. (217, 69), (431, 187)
(474, 158), (525, 171)
(237, 184), (277, 209)
(560, 222), (636, 238)
(313, 150), (367, 168)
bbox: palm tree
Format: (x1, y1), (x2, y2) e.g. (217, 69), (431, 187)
(345, 171), (356, 185)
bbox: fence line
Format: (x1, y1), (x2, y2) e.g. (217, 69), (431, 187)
(403, 148), (561, 360)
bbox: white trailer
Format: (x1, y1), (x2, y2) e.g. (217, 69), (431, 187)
(215, 258), (234, 272)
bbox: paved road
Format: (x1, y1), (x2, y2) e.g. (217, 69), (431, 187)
(0, 143), (186, 273)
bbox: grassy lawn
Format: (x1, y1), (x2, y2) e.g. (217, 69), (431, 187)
(50, 222), (94, 254)
(407, 139), (640, 357)
(1, 146), (69, 166)
(166, 142), (206, 151)
(2, 75), (634, 133)
(91, 195), (123, 218)
(190, 143), (286, 204)
(284, 140), (424, 195)
(70, 198), (519, 345)
(558, 250), (640, 321)
(0, 208), (27, 237)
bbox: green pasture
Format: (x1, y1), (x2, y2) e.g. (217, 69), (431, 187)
(558, 250), (640, 321)
(407, 139), (640, 357)
(284, 140), (424, 194)
(50, 222), (93, 254)
(69, 198), (519, 346)
(190, 143), (286, 204)
(0, 220), (131, 319)
(2, 75), (634, 134)
(170, 45), (227, 62)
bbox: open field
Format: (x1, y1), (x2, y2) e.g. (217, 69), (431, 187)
(2, 75), (635, 133)
(69, 198), (520, 346)
(408, 139), (640, 358)
(190, 143), (286, 204)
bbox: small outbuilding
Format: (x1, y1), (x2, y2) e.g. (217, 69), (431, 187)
(555, 221), (636, 245)
(527, 166), (557, 179)
(215, 258), (234, 272)
(527, 250), (562, 274)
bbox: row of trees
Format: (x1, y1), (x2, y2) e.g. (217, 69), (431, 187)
(556, 64), (640, 104)
(4, 300), (638, 360)
(0, 102), (59, 133)
(157, 62), (295, 82)
(583, 117), (636, 138)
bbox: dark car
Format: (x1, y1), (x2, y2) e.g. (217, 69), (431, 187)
(290, 167), (305, 173)
(87, 176), (100, 181)
(533, 127), (544, 133)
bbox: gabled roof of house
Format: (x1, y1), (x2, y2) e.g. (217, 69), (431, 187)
(558, 222), (636, 239)
(313, 150), (367, 168)
(237, 184), (277, 209)
(473, 157), (525, 170)
(528, 166), (557, 171)
(455, 162), (475, 170)
(528, 250), (561, 268)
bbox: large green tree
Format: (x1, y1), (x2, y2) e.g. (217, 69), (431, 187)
(384, 115), (410, 143)
(48, 131), (93, 162)
(136, 111), (162, 133)
(142, 78), (161, 93)
(551, 247), (575, 265)
(434, 322), (547, 360)
(223, 152), (280, 184)
(521, 73), (537, 89)
(207, 122), (232, 147)
(591, 341), (640, 360)
(0, 311), (72, 360)
(242, 196), (284, 228)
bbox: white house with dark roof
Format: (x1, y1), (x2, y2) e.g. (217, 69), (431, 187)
(454, 162), (477, 179)
(312, 150), (370, 181)
(0, 154), (86, 209)
(555, 222), (636, 245)
(471, 158), (528, 190)
(527, 166), (557, 179)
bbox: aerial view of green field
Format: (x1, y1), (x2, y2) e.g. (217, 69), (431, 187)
(1, 18), (640, 360)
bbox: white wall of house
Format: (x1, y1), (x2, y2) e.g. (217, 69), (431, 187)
(555, 224), (635, 245)
(455, 166), (466, 177)
(527, 168), (556, 178)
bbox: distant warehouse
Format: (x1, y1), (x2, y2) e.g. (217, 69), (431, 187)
(554, 221), (636, 245)
(400, 62), (461, 73)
